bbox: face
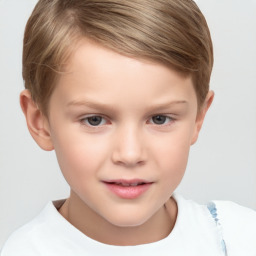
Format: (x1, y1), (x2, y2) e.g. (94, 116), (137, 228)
(44, 40), (203, 227)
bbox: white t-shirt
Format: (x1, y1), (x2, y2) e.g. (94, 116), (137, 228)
(1, 194), (256, 256)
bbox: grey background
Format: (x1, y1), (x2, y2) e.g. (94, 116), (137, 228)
(1, 0), (256, 249)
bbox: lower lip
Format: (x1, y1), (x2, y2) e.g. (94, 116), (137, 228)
(104, 183), (152, 199)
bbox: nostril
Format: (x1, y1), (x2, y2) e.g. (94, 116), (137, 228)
(111, 133), (146, 166)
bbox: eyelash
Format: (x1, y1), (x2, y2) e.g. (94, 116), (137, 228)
(148, 115), (174, 126)
(80, 115), (108, 127)
(79, 114), (175, 128)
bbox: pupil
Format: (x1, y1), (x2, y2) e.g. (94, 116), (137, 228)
(88, 116), (102, 126)
(153, 115), (166, 124)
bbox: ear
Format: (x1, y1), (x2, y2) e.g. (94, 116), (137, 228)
(191, 90), (214, 145)
(20, 89), (54, 151)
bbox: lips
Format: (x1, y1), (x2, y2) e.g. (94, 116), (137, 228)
(108, 181), (146, 187)
(103, 179), (153, 199)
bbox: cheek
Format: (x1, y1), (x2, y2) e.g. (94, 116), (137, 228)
(51, 128), (108, 186)
(151, 127), (193, 186)
(156, 146), (189, 198)
(159, 145), (189, 181)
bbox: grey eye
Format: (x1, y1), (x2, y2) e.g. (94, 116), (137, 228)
(87, 116), (103, 126)
(151, 115), (168, 125)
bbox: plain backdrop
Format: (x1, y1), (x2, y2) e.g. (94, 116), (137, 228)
(0, 0), (256, 249)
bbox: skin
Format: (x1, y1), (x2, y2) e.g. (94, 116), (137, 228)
(20, 39), (214, 246)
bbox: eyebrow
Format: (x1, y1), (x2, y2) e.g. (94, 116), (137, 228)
(67, 100), (117, 112)
(66, 100), (188, 112)
(146, 100), (188, 110)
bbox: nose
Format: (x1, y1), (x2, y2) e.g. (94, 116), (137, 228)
(111, 125), (146, 167)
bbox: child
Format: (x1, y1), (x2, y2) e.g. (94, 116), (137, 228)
(1, 0), (256, 255)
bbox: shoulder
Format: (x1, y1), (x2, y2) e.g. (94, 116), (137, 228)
(214, 200), (256, 255)
(1, 215), (44, 255)
(174, 194), (256, 254)
(1, 200), (65, 256)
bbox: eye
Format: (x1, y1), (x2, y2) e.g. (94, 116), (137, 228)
(81, 115), (107, 126)
(150, 115), (173, 125)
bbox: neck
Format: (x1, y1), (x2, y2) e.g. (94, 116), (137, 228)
(59, 191), (177, 246)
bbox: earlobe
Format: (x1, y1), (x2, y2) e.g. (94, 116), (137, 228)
(191, 90), (214, 145)
(20, 89), (54, 151)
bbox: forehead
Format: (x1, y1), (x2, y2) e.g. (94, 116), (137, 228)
(50, 39), (197, 113)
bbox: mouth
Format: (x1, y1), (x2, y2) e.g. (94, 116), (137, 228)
(106, 181), (149, 187)
(103, 179), (153, 199)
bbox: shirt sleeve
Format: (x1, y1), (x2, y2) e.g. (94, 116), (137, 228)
(214, 200), (256, 256)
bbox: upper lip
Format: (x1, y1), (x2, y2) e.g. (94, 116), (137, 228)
(103, 179), (153, 186)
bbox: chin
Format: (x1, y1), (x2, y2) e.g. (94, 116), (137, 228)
(104, 210), (152, 228)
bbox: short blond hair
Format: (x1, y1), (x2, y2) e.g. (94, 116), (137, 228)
(23, 0), (213, 114)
